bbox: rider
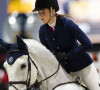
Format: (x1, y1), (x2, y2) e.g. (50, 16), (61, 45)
(32, 0), (100, 89)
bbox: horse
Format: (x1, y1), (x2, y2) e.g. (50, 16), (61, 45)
(2, 36), (86, 90)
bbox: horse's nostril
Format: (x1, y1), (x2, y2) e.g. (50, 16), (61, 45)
(21, 64), (26, 69)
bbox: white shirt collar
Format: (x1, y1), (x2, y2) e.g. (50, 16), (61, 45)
(48, 19), (56, 29)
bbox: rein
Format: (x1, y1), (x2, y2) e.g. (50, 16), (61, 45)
(7, 50), (60, 90)
(52, 81), (89, 90)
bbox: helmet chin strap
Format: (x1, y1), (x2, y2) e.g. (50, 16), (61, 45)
(47, 7), (56, 24)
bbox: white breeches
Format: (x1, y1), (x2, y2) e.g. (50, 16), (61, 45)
(70, 63), (100, 90)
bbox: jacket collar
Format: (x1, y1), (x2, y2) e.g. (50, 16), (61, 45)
(56, 16), (63, 27)
(44, 16), (63, 35)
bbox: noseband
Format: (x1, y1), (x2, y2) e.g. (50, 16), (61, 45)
(7, 50), (60, 90)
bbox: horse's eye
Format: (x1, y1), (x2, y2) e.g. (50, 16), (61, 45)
(21, 64), (26, 69)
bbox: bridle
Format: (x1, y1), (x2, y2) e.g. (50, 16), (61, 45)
(7, 50), (60, 90)
(7, 50), (39, 90)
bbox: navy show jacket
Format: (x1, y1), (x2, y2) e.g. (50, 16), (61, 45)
(39, 16), (93, 72)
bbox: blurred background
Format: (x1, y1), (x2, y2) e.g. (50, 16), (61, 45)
(0, 0), (100, 89)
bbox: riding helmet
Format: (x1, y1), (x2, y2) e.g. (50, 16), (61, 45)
(32, 0), (59, 12)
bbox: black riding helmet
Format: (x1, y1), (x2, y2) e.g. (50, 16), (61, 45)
(32, 0), (59, 12)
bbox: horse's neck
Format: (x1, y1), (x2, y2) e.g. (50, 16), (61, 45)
(29, 50), (75, 90)
(36, 63), (75, 90)
(24, 40), (75, 89)
(29, 51), (59, 89)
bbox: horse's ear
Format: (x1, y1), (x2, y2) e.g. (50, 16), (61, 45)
(0, 39), (11, 54)
(16, 36), (28, 51)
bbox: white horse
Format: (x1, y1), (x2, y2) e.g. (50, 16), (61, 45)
(3, 36), (85, 90)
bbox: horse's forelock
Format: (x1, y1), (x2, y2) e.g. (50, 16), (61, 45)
(17, 55), (28, 65)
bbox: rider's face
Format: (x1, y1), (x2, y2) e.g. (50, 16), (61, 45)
(38, 8), (50, 24)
